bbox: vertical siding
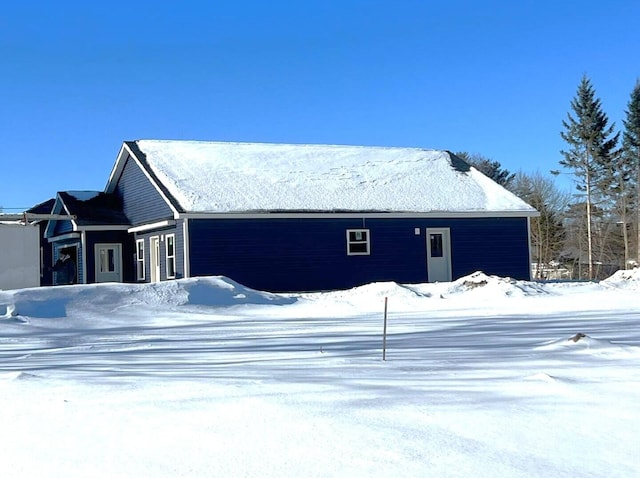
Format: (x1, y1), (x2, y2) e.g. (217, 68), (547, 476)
(115, 155), (175, 225)
(188, 216), (531, 292)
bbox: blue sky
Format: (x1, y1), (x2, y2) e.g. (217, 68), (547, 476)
(1, 0), (639, 210)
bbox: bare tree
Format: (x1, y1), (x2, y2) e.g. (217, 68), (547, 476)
(511, 171), (570, 279)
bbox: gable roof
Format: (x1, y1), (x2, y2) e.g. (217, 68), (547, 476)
(45, 191), (130, 238)
(107, 140), (537, 216)
(57, 191), (130, 226)
(27, 198), (56, 215)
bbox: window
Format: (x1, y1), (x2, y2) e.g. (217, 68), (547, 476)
(430, 233), (444, 258)
(136, 239), (145, 281)
(165, 234), (176, 279)
(346, 229), (370, 255)
(99, 248), (116, 272)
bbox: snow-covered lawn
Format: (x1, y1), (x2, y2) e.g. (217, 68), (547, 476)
(1, 271), (639, 477)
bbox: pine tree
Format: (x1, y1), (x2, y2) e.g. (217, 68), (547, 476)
(454, 152), (515, 187)
(622, 80), (640, 265)
(559, 75), (619, 279)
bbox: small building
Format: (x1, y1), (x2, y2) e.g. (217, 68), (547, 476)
(0, 222), (41, 290)
(41, 140), (538, 291)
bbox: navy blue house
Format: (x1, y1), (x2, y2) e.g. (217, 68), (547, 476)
(42, 140), (538, 291)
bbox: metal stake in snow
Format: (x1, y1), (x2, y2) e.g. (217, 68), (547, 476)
(382, 297), (388, 361)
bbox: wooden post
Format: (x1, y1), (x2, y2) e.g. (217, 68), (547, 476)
(382, 296), (388, 361)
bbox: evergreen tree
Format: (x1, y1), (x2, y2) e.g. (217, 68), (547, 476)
(622, 80), (640, 265)
(559, 75), (619, 279)
(454, 152), (515, 187)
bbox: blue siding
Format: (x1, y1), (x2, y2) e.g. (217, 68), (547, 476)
(135, 222), (185, 281)
(53, 220), (73, 235)
(115, 155), (174, 225)
(84, 231), (135, 283)
(187, 217), (530, 292)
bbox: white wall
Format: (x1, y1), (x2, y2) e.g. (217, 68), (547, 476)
(0, 224), (40, 290)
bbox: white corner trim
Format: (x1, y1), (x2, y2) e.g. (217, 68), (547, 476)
(182, 220), (190, 278)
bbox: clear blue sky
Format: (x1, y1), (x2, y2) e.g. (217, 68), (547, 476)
(1, 0), (639, 210)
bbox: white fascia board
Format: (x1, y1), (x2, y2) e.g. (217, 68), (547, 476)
(179, 210), (539, 220)
(47, 232), (81, 243)
(105, 142), (180, 218)
(45, 194), (77, 237)
(128, 220), (176, 233)
(104, 143), (131, 193)
(77, 225), (131, 232)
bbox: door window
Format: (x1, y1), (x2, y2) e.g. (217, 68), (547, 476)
(430, 233), (443, 258)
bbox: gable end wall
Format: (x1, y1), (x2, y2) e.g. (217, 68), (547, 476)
(115, 155), (174, 225)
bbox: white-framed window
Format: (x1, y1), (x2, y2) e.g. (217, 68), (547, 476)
(136, 239), (145, 281)
(346, 229), (370, 255)
(165, 234), (176, 279)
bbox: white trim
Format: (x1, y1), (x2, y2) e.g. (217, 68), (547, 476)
(527, 216), (533, 281)
(44, 195), (72, 237)
(81, 231), (87, 284)
(94, 243), (123, 283)
(165, 233), (176, 279)
(128, 220), (176, 233)
(182, 220), (190, 278)
(426, 227), (452, 282)
(48, 232), (81, 243)
(149, 235), (161, 283)
(179, 210), (539, 220)
(105, 142), (180, 218)
(346, 229), (370, 256)
(77, 225), (130, 232)
(136, 238), (146, 281)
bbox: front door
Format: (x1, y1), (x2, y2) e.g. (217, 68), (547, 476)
(95, 244), (122, 283)
(426, 228), (452, 282)
(150, 236), (161, 283)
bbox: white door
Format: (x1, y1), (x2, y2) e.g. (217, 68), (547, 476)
(426, 228), (452, 282)
(95, 244), (122, 283)
(150, 236), (161, 283)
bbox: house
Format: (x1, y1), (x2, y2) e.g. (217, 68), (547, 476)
(42, 140), (538, 291)
(44, 191), (132, 285)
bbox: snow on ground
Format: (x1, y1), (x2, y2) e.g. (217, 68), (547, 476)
(1, 271), (640, 477)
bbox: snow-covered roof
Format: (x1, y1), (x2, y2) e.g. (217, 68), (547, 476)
(117, 140), (537, 216)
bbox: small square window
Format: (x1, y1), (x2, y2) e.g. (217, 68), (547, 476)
(347, 229), (370, 255)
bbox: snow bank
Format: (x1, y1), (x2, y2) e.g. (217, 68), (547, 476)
(0, 276), (295, 320)
(444, 271), (549, 298)
(536, 333), (640, 359)
(601, 268), (640, 290)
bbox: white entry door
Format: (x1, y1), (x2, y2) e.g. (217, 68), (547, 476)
(150, 236), (161, 283)
(95, 244), (122, 283)
(426, 228), (452, 282)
